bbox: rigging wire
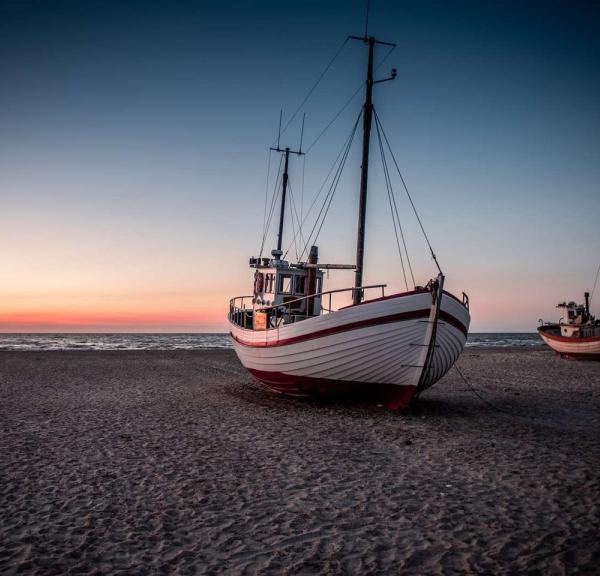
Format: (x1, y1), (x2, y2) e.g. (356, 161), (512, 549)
(259, 154), (284, 258)
(288, 110), (362, 261)
(286, 180), (303, 262)
(273, 42), (398, 260)
(374, 108), (442, 275)
(299, 110), (362, 260)
(273, 37), (350, 147)
(591, 261), (600, 308)
(267, 156), (284, 232)
(304, 43), (396, 155)
(375, 115), (409, 290)
(376, 118), (407, 289)
(375, 111), (415, 287)
(374, 43), (396, 73)
(287, 180), (306, 256)
(259, 149), (273, 256)
(305, 84), (363, 153)
(283, 109), (363, 260)
(301, 154), (306, 224)
(284, 177), (298, 261)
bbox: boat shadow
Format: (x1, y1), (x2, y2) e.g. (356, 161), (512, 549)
(224, 378), (536, 421)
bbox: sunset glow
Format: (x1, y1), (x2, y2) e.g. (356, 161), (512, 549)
(0, 296), (227, 332)
(1, 0), (598, 333)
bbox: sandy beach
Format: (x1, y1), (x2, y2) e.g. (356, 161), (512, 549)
(1, 348), (598, 575)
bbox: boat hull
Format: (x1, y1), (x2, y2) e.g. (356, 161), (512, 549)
(229, 289), (470, 408)
(538, 325), (600, 360)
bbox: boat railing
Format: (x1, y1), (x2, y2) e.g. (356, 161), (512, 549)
(228, 295), (254, 329)
(229, 285), (386, 329)
(263, 284), (387, 318)
(462, 292), (469, 310)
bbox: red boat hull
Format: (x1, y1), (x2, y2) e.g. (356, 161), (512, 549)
(538, 326), (600, 360)
(248, 368), (417, 409)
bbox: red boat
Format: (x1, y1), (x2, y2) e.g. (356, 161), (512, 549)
(538, 292), (600, 360)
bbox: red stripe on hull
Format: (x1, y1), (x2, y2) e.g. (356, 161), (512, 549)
(247, 368), (417, 410)
(439, 310), (469, 337)
(538, 326), (600, 344)
(232, 308), (468, 348)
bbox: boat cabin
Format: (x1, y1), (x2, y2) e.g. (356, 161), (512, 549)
(558, 301), (587, 325)
(556, 293), (595, 337)
(229, 243), (360, 331)
(248, 256), (323, 325)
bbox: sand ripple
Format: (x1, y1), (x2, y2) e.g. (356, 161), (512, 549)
(1, 349), (599, 574)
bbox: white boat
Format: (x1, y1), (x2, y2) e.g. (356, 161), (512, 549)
(538, 292), (600, 360)
(229, 32), (471, 408)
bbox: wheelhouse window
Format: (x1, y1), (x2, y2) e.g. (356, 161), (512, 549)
(294, 275), (306, 295)
(265, 273), (275, 293)
(278, 274), (292, 294)
(316, 276), (323, 294)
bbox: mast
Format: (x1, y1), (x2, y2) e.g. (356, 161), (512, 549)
(270, 143), (304, 259)
(350, 35), (396, 303)
(353, 37), (375, 304)
(276, 147), (290, 254)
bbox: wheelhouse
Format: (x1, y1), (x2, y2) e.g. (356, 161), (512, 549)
(229, 246), (326, 331)
(250, 259), (323, 316)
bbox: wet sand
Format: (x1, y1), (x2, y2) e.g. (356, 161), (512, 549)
(1, 349), (599, 575)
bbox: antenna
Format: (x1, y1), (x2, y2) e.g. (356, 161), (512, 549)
(277, 109), (282, 150)
(299, 113), (305, 154)
(364, 0), (370, 38)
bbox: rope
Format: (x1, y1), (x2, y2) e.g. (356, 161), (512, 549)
(273, 37), (349, 146)
(374, 108), (442, 275)
(454, 364), (513, 415)
(453, 363), (552, 425)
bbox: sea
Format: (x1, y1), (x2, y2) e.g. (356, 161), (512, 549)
(0, 333), (545, 351)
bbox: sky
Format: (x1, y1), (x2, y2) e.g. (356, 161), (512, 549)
(1, 0), (599, 333)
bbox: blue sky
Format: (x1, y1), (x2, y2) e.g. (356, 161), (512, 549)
(1, 0), (599, 332)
